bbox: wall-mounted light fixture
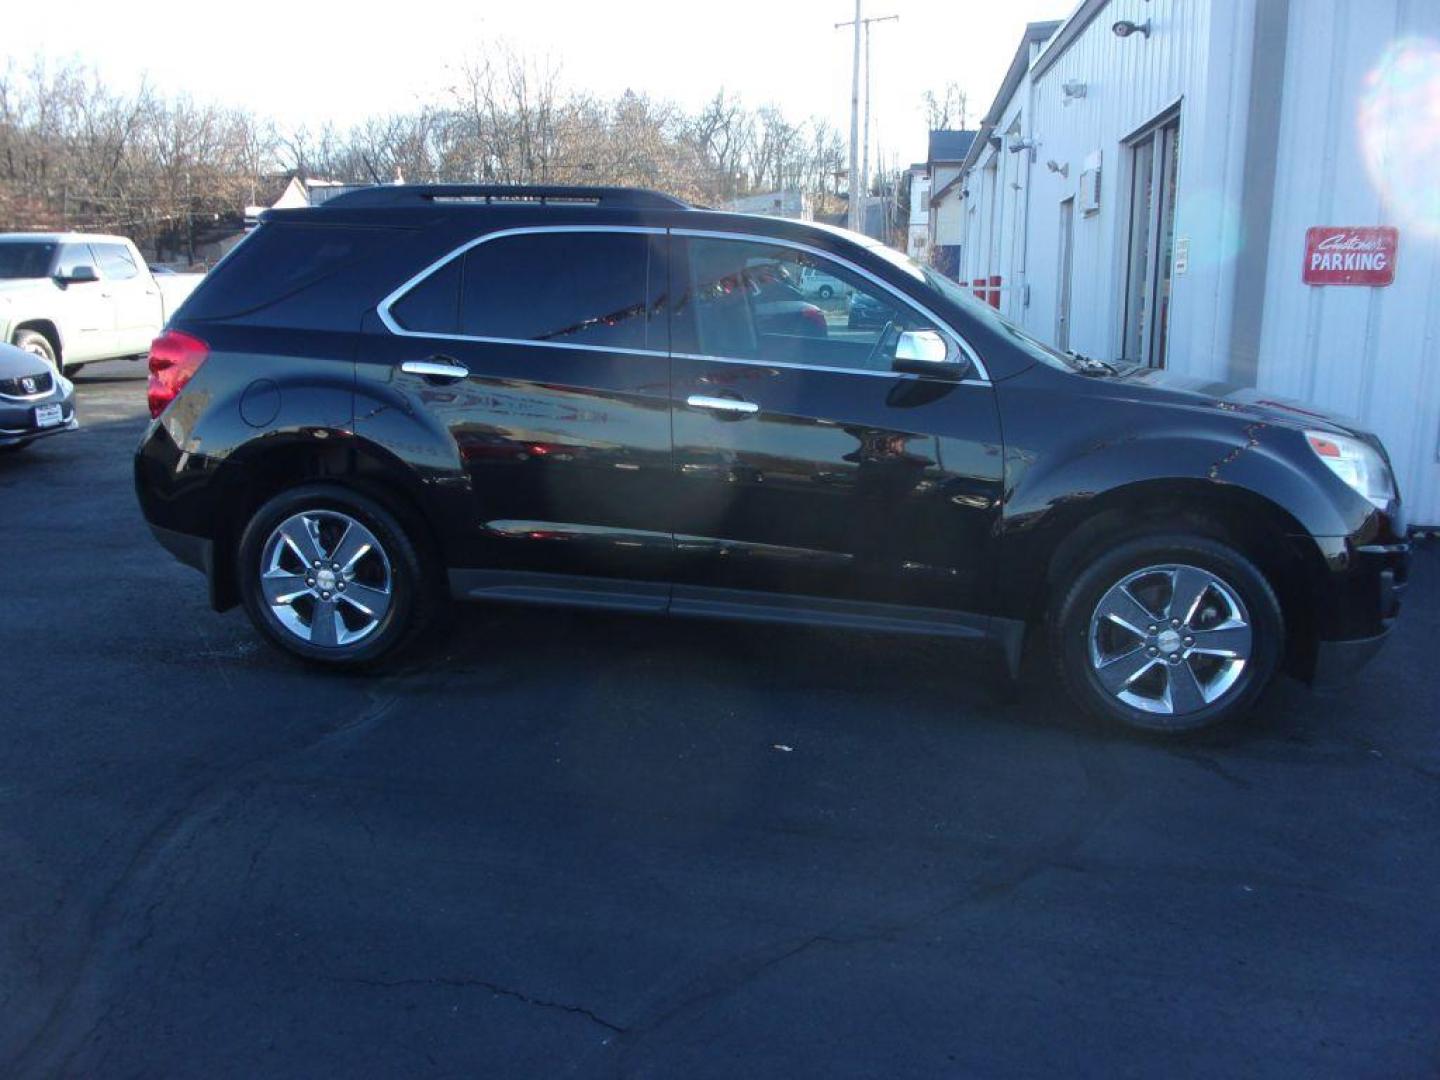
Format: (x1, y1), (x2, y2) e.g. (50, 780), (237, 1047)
(1008, 136), (1037, 154)
(1112, 19), (1151, 39)
(1062, 80), (1087, 105)
(1046, 159), (1069, 178)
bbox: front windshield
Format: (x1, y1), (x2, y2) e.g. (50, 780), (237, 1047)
(0, 242), (57, 280)
(856, 235), (1082, 372)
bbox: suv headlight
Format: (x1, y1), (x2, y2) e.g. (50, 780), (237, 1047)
(1305, 430), (1395, 509)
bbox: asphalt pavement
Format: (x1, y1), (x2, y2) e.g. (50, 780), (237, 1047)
(1, 360), (1437, 1078)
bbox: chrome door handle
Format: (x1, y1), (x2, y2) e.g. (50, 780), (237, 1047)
(402, 359), (470, 381)
(686, 395), (759, 415)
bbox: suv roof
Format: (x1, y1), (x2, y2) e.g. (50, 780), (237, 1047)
(320, 184), (690, 212)
(0, 232), (133, 245)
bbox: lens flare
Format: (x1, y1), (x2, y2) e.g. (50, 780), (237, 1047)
(1359, 38), (1440, 239)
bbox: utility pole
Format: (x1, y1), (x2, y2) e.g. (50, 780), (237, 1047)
(842, 1), (862, 232)
(837, 9), (898, 234)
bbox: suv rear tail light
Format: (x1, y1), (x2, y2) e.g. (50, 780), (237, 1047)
(147, 330), (209, 418)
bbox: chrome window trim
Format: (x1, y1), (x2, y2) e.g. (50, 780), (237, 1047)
(672, 352), (990, 387)
(376, 224), (665, 341)
(375, 222), (991, 385)
(671, 227), (991, 383)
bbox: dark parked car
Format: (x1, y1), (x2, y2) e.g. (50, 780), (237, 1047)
(135, 185), (1409, 734)
(0, 340), (76, 451)
(846, 289), (895, 330)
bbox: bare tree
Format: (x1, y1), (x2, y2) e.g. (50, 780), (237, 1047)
(0, 45), (873, 259)
(922, 82), (969, 131)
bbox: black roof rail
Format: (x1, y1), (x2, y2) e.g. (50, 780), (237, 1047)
(321, 184), (689, 210)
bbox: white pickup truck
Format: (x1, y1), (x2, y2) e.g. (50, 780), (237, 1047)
(0, 233), (204, 375)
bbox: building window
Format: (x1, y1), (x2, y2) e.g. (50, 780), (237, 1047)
(1122, 114), (1181, 367)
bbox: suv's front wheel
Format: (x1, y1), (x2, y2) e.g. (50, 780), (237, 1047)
(237, 484), (434, 667)
(1051, 534), (1283, 733)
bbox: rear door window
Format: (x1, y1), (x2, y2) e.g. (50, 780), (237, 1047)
(94, 243), (140, 280)
(458, 231), (652, 350)
(388, 258), (462, 334)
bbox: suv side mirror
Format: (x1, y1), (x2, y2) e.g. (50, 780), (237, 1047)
(57, 265), (98, 285)
(892, 329), (964, 379)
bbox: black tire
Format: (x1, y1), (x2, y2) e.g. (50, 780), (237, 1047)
(818, 285), (834, 299)
(13, 330), (61, 378)
(1050, 533), (1283, 734)
(237, 483), (438, 669)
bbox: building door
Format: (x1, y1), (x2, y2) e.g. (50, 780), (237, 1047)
(1056, 197), (1075, 351)
(1122, 114), (1181, 367)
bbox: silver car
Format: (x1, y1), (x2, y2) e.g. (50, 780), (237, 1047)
(0, 340), (76, 451)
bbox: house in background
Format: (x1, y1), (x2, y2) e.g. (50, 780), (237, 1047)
(243, 176), (362, 228)
(924, 128), (979, 278)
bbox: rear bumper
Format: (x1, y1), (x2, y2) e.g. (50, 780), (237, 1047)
(148, 522), (212, 577)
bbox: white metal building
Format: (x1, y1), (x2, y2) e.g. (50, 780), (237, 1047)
(906, 165), (931, 261)
(955, 0), (1440, 524)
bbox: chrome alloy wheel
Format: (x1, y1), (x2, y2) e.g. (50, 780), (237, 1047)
(259, 511), (393, 648)
(1087, 564), (1253, 716)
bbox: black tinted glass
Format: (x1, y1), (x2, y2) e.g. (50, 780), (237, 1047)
(181, 223), (397, 320)
(390, 257), (461, 334)
(460, 232), (650, 349)
(95, 243), (139, 280)
(678, 237), (930, 373)
(0, 242), (56, 279)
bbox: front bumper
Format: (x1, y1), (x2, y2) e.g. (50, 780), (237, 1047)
(1312, 629), (1394, 690)
(0, 386), (77, 446)
(0, 415), (78, 447)
(1299, 533), (1409, 685)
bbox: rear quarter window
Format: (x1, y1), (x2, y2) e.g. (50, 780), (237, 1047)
(180, 222), (401, 321)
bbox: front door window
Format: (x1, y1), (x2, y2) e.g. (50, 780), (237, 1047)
(674, 237), (937, 373)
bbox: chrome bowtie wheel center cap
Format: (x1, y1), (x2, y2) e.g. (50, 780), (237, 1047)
(1156, 628), (1184, 655)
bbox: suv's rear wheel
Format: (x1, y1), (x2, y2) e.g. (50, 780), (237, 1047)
(1051, 534), (1283, 733)
(237, 484), (434, 667)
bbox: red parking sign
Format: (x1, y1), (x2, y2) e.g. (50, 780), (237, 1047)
(1303, 226), (1398, 286)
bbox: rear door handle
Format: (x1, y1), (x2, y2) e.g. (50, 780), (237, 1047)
(686, 394), (759, 415)
(402, 359), (470, 382)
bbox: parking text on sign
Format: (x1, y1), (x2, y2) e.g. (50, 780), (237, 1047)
(1303, 226), (1398, 286)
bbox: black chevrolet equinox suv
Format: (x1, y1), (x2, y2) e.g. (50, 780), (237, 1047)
(136, 184), (1410, 733)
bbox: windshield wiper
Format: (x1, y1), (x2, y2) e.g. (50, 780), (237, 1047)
(1066, 351), (1121, 377)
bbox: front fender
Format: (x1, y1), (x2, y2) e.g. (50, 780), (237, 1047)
(1003, 425), (1358, 542)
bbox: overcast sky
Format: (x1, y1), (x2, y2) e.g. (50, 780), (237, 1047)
(6, 0), (1074, 169)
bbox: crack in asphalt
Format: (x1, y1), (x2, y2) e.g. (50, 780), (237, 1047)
(329, 975), (626, 1035)
(577, 731), (1131, 1075)
(6, 681), (407, 1078)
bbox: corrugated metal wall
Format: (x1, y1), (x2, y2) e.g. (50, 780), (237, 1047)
(957, 0), (1440, 523)
(1020, 0), (1248, 374)
(1256, 0), (1440, 523)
